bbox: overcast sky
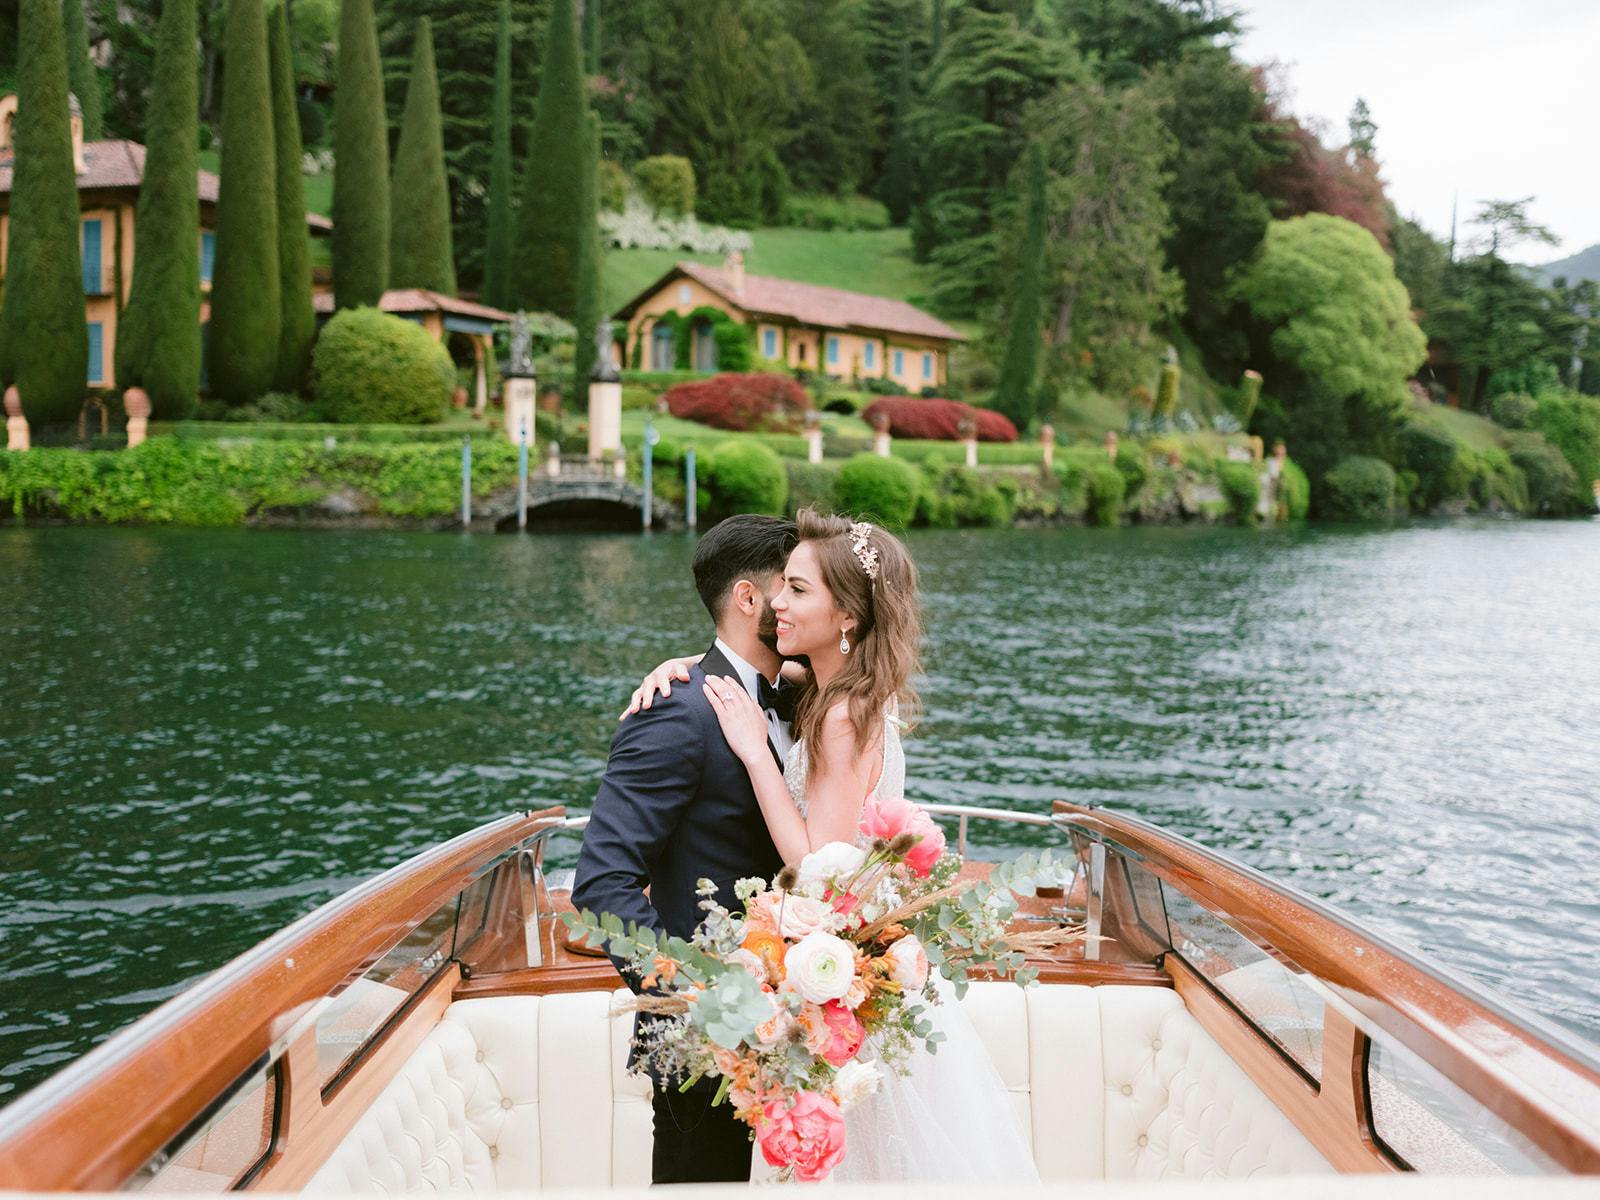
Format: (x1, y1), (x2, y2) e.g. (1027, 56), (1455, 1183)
(1232, 0), (1598, 265)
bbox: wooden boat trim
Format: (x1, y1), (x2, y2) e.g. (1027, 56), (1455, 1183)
(1055, 800), (1600, 1173)
(0, 809), (564, 1192)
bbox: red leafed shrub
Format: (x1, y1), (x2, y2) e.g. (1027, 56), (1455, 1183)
(663, 373), (810, 432)
(861, 397), (1019, 443)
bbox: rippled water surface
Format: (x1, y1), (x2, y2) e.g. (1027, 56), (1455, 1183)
(2, 521), (1598, 1103)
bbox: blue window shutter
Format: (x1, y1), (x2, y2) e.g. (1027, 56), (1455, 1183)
(86, 322), (104, 384)
(81, 219), (102, 294)
(201, 231), (216, 283)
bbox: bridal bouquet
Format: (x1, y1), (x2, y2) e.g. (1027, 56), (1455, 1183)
(562, 798), (1077, 1182)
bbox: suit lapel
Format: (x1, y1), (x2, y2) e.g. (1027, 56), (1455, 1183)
(699, 643), (784, 769)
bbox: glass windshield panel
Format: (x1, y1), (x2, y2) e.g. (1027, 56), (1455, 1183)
(314, 894), (458, 1088)
(1367, 1036), (1558, 1174)
(1162, 886), (1326, 1082)
(125, 1061), (277, 1191)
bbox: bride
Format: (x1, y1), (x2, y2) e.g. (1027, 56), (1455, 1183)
(632, 509), (1038, 1183)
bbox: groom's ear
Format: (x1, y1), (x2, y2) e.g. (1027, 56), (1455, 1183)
(730, 578), (760, 615)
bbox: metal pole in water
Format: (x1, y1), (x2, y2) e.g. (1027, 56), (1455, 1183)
(461, 436), (472, 529)
(642, 420), (656, 531)
(517, 420), (529, 531)
(685, 446), (697, 530)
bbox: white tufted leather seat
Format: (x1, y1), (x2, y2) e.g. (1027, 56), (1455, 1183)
(305, 983), (1329, 1191)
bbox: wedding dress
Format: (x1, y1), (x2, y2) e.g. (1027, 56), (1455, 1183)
(783, 714), (1041, 1183)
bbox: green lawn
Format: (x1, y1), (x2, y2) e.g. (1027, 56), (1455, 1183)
(201, 149), (334, 219)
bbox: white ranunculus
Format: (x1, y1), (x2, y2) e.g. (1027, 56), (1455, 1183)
(885, 934), (930, 991)
(796, 842), (869, 889)
(784, 931), (857, 1004)
(832, 1059), (883, 1112)
(777, 894), (835, 940)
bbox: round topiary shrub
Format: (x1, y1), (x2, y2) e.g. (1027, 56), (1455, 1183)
(1322, 455), (1396, 521)
(1085, 463), (1125, 527)
(1217, 460), (1261, 524)
(833, 453), (921, 529)
(1505, 430), (1578, 514)
(313, 307), (454, 424)
(704, 440), (788, 518)
(1278, 459), (1311, 521)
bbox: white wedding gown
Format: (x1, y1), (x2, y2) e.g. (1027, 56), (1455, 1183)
(783, 714), (1040, 1183)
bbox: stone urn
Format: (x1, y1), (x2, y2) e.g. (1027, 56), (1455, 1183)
(957, 416), (979, 467)
(4, 384), (27, 451)
(123, 386), (152, 449)
(452, 385), (469, 410)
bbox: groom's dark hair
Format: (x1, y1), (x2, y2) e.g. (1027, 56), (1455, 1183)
(693, 514), (798, 621)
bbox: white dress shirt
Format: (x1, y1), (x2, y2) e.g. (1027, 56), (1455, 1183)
(713, 637), (794, 762)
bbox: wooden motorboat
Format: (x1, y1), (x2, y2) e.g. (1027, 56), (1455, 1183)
(0, 800), (1597, 1193)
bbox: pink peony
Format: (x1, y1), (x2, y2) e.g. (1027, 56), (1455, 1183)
(859, 794), (920, 842)
(885, 934), (930, 990)
(817, 1001), (865, 1066)
(757, 1091), (848, 1182)
(903, 811), (947, 877)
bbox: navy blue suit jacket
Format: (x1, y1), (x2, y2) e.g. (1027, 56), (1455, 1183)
(573, 644), (784, 986)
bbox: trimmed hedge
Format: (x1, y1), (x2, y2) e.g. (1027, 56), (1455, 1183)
(833, 453), (920, 529)
(1217, 461), (1260, 524)
(916, 462), (1014, 528)
(1085, 463), (1125, 527)
(634, 155), (695, 216)
(313, 307), (455, 424)
(1322, 455), (1396, 521)
(1278, 459), (1311, 521)
(703, 439), (787, 519)
(861, 396), (1019, 442)
(664, 372), (809, 432)
(1505, 431), (1578, 515)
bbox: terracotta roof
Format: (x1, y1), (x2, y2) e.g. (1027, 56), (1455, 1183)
(621, 260), (966, 343)
(0, 138), (333, 231)
(312, 288), (512, 322)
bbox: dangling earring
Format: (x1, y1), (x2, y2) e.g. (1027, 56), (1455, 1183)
(839, 629), (851, 655)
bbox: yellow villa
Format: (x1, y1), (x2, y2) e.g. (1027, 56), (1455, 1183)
(615, 252), (965, 389)
(0, 93), (332, 393)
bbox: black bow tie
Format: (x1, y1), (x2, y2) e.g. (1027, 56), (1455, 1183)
(756, 676), (797, 723)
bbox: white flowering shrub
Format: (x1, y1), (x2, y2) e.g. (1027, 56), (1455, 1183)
(601, 195), (753, 256)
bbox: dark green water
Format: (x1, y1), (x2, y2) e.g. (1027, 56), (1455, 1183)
(2, 521), (1598, 1105)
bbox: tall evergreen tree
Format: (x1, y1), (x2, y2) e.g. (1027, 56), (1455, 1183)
(207, 0), (280, 402)
(268, 3), (315, 391)
(993, 142), (1045, 428)
(510, 0), (590, 314)
(482, 0), (515, 308)
(930, 0), (944, 59)
(580, 0), (597, 73)
(115, 0), (200, 418)
(0, 0), (88, 421)
(61, 0), (102, 140)
(570, 111), (602, 405)
(333, 0), (391, 308)
(785, 0), (878, 196)
(879, 43), (916, 224)
(389, 18), (456, 293)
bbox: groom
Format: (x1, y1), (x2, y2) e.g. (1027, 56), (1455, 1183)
(573, 513), (799, 1184)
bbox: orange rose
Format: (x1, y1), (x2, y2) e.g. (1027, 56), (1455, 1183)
(742, 929), (788, 982)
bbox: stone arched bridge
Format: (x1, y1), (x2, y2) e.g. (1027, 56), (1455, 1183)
(457, 457), (684, 532)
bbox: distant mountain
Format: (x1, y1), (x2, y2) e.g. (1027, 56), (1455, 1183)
(1537, 243), (1600, 285)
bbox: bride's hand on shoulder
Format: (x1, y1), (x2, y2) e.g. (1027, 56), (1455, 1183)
(620, 653), (703, 720)
(701, 675), (771, 765)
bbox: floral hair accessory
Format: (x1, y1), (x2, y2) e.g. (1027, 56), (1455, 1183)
(848, 522), (880, 580)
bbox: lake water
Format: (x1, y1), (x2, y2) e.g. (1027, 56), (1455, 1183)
(2, 520), (1597, 1105)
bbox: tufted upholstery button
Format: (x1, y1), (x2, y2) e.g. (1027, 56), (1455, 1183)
(1137, 1134), (1148, 1147)
(1151, 1039), (1162, 1051)
(500, 1097), (513, 1110)
(489, 1146), (499, 1159)
(475, 1050), (485, 1063)
(1121, 1083), (1133, 1096)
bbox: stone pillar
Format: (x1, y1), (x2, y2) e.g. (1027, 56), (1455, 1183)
(1105, 429), (1119, 462)
(504, 371), (537, 447)
(546, 441), (562, 478)
(123, 387), (151, 449)
(1269, 440), (1287, 480)
(1040, 424), (1055, 471)
(473, 339), (488, 415)
(959, 417), (978, 468)
(5, 386), (28, 451)
(588, 380), (622, 462)
(1249, 434), (1265, 464)
(871, 411), (892, 459)
(804, 409), (823, 465)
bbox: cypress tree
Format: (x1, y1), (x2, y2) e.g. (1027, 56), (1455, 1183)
(333, 0), (390, 308)
(570, 111), (602, 406)
(389, 18), (456, 294)
(207, 0), (280, 402)
(580, 0), (598, 74)
(994, 142), (1047, 429)
(62, 0), (102, 141)
(115, 0), (200, 418)
(268, 3), (315, 392)
(880, 43), (916, 225)
(0, 0), (88, 422)
(481, 0), (514, 309)
(510, 0), (589, 316)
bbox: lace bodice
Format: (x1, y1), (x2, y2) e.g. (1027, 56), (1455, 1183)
(783, 708), (905, 820)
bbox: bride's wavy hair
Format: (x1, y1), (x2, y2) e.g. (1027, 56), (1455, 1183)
(790, 508), (921, 774)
